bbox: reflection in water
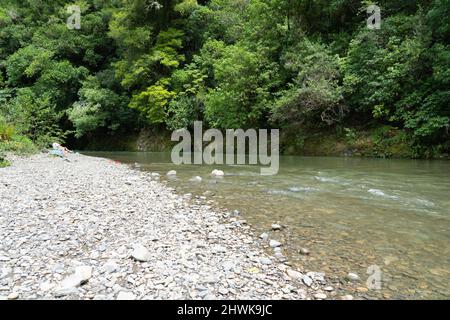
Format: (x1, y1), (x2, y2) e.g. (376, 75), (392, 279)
(84, 152), (450, 299)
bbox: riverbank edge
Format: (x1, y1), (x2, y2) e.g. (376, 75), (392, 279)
(0, 152), (357, 300)
(76, 127), (450, 160)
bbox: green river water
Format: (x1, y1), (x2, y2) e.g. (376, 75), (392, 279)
(83, 152), (450, 299)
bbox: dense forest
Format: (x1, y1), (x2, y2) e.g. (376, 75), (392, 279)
(0, 0), (449, 160)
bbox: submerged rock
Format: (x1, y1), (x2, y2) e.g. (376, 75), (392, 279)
(189, 176), (202, 183)
(271, 224), (282, 231)
(346, 272), (360, 282)
(211, 169), (224, 177)
(299, 248), (310, 255)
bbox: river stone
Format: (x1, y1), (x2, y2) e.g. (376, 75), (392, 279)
(211, 169), (224, 177)
(7, 292), (19, 300)
(314, 293), (327, 300)
(299, 248), (310, 255)
(286, 269), (303, 281)
(307, 271), (325, 282)
(103, 260), (119, 273)
(117, 291), (136, 300)
(40, 282), (54, 292)
(197, 290), (209, 298)
(347, 272), (360, 282)
(269, 240), (282, 248)
(274, 252), (284, 260)
(54, 266), (92, 296)
(271, 224), (282, 231)
(59, 266), (92, 288)
(203, 190), (215, 197)
(167, 170), (177, 176)
(189, 176), (202, 183)
(259, 233), (269, 240)
(218, 288), (229, 295)
(131, 244), (151, 262)
(259, 257), (272, 265)
(302, 275), (313, 287)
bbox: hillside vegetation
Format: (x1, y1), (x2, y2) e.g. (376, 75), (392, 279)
(0, 0), (449, 158)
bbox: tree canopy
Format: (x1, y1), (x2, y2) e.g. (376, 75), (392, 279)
(0, 0), (448, 157)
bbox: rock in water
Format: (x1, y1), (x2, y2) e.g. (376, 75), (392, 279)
(203, 190), (215, 197)
(299, 248), (310, 255)
(167, 170), (177, 176)
(269, 240), (282, 248)
(271, 224), (282, 231)
(189, 176), (202, 183)
(131, 244), (151, 262)
(346, 272), (360, 282)
(211, 169), (224, 177)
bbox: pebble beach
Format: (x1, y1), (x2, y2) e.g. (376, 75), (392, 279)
(0, 153), (344, 300)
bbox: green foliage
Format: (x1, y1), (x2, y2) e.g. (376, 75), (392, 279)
(342, 11), (449, 150)
(0, 116), (37, 156)
(0, 0), (448, 158)
(10, 88), (65, 147)
(0, 119), (14, 142)
(129, 79), (175, 124)
(167, 95), (203, 129)
(272, 39), (343, 128)
(344, 127), (358, 146)
(0, 0), (135, 151)
(68, 75), (131, 138)
(203, 43), (267, 129)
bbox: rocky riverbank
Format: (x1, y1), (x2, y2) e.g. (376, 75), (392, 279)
(0, 153), (347, 300)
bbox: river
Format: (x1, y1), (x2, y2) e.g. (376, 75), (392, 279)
(83, 151), (450, 299)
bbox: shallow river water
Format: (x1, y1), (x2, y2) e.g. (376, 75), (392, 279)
(84, 152), (450, 299)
